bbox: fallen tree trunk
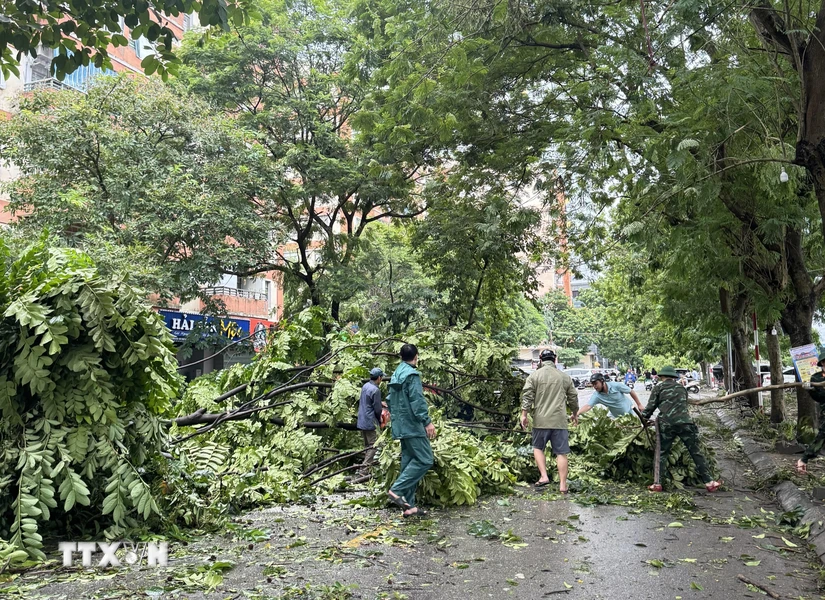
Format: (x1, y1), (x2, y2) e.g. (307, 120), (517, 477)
(172, 381), (335, 427)
(690, 381), (825, 406)
(424, 383), (512, 416)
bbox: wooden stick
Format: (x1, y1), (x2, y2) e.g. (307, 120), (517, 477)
(737, 574), (782, 599)
(689, 381), (825, 406)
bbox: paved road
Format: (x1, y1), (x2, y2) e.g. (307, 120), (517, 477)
(23, 408), (824, 600)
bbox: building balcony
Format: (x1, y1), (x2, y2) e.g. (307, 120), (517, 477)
(23, 78), (79, 93)
(202, 286), (268, 301)
(201, 286), (272, 319)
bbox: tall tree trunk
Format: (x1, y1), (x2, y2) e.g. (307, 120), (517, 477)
(766, 322), (785, 423)
(779, 227), (819, 432)
(331, 299), (340, 323)
(464, 258), (488, 329)
(730, 318), (759, 408)
(721, 349), (732, 392)
(780, 303), (818, 433)
(723, 288), (759, 406)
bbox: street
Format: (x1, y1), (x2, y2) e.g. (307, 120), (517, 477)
(19, 397), (824, 600)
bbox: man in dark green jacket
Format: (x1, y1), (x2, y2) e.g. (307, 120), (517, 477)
(797, 351), (825, 473)
(642, 365), (722, 493)
(386, 344), (436, 517)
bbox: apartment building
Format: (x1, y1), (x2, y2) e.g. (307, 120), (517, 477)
(0, 18), (284, 375)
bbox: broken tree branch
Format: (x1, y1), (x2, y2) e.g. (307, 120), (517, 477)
(302, 448), (369, 478)
(737, 574), (782, 599)
(171, 381), (335, 444)
(308, 464), (362, 486)
(424, 383), (512, 416)
(690, 381), (825, 406)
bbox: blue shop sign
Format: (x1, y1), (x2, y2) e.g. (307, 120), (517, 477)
(158, 310), (250, 342)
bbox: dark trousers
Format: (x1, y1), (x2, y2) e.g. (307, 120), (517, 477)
(658, 422), (712, 483)
(359, 429), (378, 475)
(802, 408), (825, 463)
(389, 437), (434, 507)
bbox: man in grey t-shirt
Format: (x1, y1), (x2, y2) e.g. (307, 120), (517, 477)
(357, 368), (385, 476)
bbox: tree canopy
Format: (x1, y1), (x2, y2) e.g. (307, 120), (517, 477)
(0, 0), (251, 80)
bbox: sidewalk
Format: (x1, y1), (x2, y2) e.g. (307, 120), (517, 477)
(716, 408), (825, 564)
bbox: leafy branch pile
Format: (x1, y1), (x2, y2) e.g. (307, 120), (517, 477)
(167, 310), (715, 517)
(0, 238), (181, 562)
(569, 411), (718, 488)
(164, 312), (530, 520)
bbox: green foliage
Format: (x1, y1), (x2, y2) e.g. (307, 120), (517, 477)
(569, 411), (717, 487)
(412, 174), (544, 330)
(0, 0), (252, 80)
(166, 311), (528, 518)
(374, 411), (533, 507)
(491, 294), (547, 347)
(0, 237), (181, 561)
(177, 0), (425, 317)
(0, 75), (268, 304)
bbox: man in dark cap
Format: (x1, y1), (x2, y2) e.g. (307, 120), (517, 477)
(356, 367), (386, 478)
(642, 365), (722, 492)
(520, 349), (579, 493)
(797, 351), (825, 473)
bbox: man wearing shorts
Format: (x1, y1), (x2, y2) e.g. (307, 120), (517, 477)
(520, 349), (579, 493)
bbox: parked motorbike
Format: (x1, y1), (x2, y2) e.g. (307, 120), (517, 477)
(684, 381), (700, 394)
(644, 379), (655, 391)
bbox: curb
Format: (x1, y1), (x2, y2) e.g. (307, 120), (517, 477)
(715, 409), (825, 563)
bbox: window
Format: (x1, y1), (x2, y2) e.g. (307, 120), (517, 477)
(183, 14), (193, 32)
(0, 69), (5, 89)
(131, 35), (154, 59)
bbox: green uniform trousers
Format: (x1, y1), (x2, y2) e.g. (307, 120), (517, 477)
(389, 436), (434, 508)
(658, 422), (712, 484)
(802, 407), (825, 463)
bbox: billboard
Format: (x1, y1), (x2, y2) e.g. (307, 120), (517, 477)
(789, 343), (819, 383)
(157, 310), (250, 342)
(249, 318), (278, 352)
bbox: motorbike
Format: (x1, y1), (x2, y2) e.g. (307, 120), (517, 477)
(644, 379), (655, 391)
(684, 380), (700, 394)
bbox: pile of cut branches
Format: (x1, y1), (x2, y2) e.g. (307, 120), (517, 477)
(0, 238), (181, 563)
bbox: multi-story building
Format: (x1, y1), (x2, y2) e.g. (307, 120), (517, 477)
(0, 18), (284, 376)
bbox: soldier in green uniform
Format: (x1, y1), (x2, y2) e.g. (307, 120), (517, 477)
(641, 365), (722, 493)
(385, 344), (436, 518)
(797, 351), (825, 473)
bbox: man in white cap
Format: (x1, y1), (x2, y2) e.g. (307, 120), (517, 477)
(357, 367), (386, 477)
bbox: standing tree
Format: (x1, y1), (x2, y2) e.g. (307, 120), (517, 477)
(178, 0), (428, 321)
(412, 182), (544, 329)
(0, 75), (267, 304)
(0, 0), (251, 80)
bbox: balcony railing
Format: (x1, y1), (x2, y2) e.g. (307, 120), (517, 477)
(23, 78), (80, 93)
(203, 286), (268, 301)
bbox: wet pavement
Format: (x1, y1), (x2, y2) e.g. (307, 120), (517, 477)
(5, 385), (824, 599)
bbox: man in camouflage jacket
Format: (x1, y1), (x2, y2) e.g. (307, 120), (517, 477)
(641, 366), (722, 493)
(797, 351), (825, 473)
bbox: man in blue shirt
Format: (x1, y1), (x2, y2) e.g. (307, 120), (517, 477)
(357, 367), (386, 477)
(624, 370), (637, 388)
(576, 372), (644, 419)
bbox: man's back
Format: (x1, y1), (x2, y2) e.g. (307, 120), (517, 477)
(521, 365), (579, 429)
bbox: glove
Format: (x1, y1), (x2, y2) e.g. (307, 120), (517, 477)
(803, 382), (812, 390)
(380, 408), (391, 428)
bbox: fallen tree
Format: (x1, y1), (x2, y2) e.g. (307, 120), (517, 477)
(690, 381), (825, 406)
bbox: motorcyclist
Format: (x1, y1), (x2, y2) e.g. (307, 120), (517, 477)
(624, 370), (637, 389)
